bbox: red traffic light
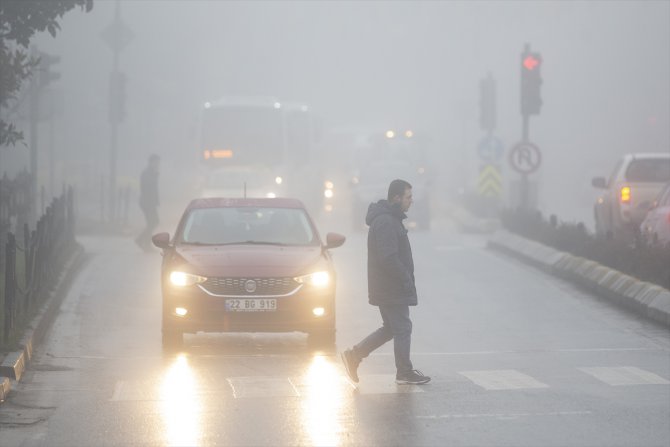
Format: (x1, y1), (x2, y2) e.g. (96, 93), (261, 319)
(523, 55), (540, 70)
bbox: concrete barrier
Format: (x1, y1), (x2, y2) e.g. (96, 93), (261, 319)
(487, 229), (670, 328)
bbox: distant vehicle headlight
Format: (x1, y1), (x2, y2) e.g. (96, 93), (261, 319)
(294, 271), (330, 288)
(170, 271), (207, 287)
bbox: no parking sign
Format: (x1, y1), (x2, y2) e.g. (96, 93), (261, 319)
(509, 141), (542, 174)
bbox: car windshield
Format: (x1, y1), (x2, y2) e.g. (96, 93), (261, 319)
(625, 159), (670, 183)
(180, 207), (318, 246)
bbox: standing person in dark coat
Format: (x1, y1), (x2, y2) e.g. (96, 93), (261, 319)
(135, 154), (160, 251)
(341, 179), (430, 385)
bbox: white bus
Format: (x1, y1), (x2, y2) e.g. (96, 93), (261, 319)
(196, 96), (324, 211)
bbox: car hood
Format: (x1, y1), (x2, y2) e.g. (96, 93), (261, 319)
(174, 244), (325, 277)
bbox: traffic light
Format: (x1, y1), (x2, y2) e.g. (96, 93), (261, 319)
(479, 75), (496, 131)
(520, 50), (542, 115)
(37, 52), (61, 87)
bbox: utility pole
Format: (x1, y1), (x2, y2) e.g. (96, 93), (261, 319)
(101, 0), (132, 224)
(29, 47), (39, 224)
(29, 46), (61, 223)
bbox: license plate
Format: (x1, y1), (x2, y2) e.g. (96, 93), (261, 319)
(225, 298), (277, 312)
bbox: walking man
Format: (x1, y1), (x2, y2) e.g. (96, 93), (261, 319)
(341, 179), (430, 385)
(135, 154), (160, 251)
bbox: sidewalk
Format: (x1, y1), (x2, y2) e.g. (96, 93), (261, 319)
(0, 243), (89, 403)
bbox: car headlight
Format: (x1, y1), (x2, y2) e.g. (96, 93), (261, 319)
(294, 271), (330, 288)
(170, 271), (207, 287)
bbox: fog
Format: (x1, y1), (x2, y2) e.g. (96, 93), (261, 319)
(1, 0), (668, 232)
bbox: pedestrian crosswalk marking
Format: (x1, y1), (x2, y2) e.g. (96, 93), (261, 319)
(578, 367), (670, 386)
(227, 376), (300, 398)
(109, 365), (670, 402)
(459, 370), (549, 390)
(354, 374), (425, 394)
(417, 410), (592, 420)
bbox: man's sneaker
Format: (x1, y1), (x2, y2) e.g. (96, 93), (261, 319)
(395, 369), (431, 385)
(340, 349), (361, 383)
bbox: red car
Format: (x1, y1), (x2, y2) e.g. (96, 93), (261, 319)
(152, 197), (345, 350)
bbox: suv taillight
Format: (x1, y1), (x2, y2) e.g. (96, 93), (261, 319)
(620, 186), (631, 204)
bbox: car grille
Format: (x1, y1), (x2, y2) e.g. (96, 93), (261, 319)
(200, 277), (300, 297)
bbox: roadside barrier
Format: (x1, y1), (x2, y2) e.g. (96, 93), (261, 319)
(1, 187), (77, 345)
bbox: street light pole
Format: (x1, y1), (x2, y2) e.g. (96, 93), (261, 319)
(101, 0), (132, 225)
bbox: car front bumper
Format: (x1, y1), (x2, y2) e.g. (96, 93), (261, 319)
(162, 285), (335, 334)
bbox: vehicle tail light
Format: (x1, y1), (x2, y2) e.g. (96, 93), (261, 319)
(620, 186), (631, 204)
(667, 212), (670, 224)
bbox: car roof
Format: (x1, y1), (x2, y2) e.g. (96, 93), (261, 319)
(624, 153), (670, 161)
(186, 197), (306, 210)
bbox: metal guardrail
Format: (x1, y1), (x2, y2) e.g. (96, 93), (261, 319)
(1, 187), (76, 344)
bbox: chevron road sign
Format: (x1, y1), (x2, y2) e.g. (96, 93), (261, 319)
(478, 164), (503, 197)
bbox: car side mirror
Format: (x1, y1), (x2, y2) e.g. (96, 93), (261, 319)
(591, 177), (607, 189)
(324, 232), (346, 250)
(152, 232), (171, 249)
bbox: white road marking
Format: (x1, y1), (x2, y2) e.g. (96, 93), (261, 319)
(227, 376), (300, 398)
(354, 374), (425, 394)
(108, 380), (156, 401)
(417, 410), (593, 420)
(578, 366), (670, 386)
(460, 369), (549, 390)
(369, 347), (667, 357)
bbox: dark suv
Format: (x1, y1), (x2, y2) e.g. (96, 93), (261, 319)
(152, 197), (345, 350)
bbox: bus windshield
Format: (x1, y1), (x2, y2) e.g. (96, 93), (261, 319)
(201, 106), (283, 165)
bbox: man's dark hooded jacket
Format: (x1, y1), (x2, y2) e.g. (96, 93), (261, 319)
(366, 199), (417, 306)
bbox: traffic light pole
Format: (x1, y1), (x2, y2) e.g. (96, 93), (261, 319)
(521, 113), (530, 209)
(108, 0), (121, 223)
(518, 42), (542, 210)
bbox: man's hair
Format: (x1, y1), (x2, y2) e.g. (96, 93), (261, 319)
(387, 179), (412, 201)
(149, 153), (160, 163)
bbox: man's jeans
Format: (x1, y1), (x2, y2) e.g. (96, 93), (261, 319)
(353, 303), (413, 375)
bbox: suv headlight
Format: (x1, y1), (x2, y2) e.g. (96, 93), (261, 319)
(170, 271), (207, 287)
(294, 271), (330, 288)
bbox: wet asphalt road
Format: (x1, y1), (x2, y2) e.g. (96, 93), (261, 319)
(1, 221), (669, 447)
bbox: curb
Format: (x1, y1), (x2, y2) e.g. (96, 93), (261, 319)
(487, 229), (670, 328)
(0, 243), (88, 399)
